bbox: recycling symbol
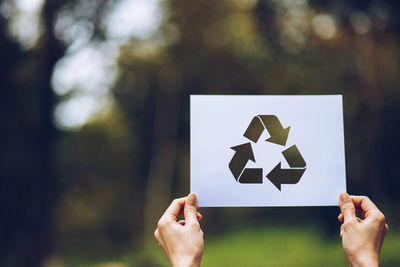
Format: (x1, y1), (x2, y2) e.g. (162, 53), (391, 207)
(228, 115), (306, 190)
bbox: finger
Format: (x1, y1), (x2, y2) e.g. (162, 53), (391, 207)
(154, 228), (160, 240)
(338, 207), (366, 222)
(348, 195), (379, 219)
(160, 197), (187, 222)
(184, 193), (199, 224)
(177, 210), (202, 221)
(178, 220), (186, 226)
(339, 192), (356, 222)
(340, 224), (344, 238)
(384, 223), (389, 238)
(197, 211), (202, 221)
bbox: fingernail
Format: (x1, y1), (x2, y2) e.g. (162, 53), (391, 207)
(340, 192), (350, 202)
(187, 193), (196, 205)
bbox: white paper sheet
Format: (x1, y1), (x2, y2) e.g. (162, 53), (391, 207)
(190, 95), (346, 207)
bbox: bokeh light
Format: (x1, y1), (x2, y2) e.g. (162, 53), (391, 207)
(311, 14), (337, 40)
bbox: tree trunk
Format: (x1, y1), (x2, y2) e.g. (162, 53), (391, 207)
(0, 0), (65, 266)
(143, 65), (183, 248)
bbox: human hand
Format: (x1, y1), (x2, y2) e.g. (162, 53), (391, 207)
(154, 193), (204, 267)
(338, 193), (389, 267)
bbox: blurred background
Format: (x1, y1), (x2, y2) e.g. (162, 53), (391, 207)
(1, 0), (400, 266)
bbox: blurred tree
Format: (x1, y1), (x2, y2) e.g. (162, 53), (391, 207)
(54, 105), (138, 256)
(0, 0), (65, 265)
(0, 0), (118, 265)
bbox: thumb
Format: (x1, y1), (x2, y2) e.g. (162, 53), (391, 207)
(184, 193), (198, 224)
(339, 192), (356, 222)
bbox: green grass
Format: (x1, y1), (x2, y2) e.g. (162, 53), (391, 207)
(61, 226), (400, 267)
(202, 227), (346, 267)
(141, 226), (400, 267)
(142, 226), (346, 267)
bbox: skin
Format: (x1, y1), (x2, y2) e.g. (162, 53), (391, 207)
(154, 193), (204, 267)
(155, 193), (388, 267)
(338, 192), (389, 267)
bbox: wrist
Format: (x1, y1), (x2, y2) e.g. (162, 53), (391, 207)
(349, 253), (379, 267)
(172, 256), (201, 267)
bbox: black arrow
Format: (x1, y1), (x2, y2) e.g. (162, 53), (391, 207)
(258, 115), (290, 146)
(266, 162), (306, 190)
(243, 116), (264, 143)
(282, 145), (306, 168)
(229, 143), (255, 180)
(238, 168), (263, 183)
